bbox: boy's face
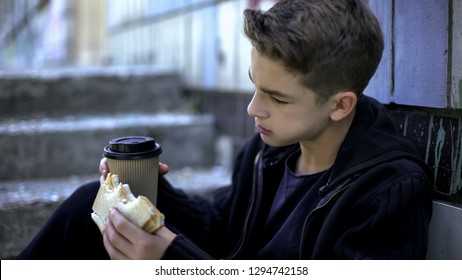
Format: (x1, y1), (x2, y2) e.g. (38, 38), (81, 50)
(247, 48), (336, 147)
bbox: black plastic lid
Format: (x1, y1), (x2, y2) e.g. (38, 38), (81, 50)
(103, 136), (162, 160)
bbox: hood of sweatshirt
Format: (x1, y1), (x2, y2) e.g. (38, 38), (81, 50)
(330, 95), (432, 183)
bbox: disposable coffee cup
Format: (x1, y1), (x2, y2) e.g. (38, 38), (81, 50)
(103, 136), (162, 205)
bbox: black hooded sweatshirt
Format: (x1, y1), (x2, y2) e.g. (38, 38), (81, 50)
(17, 96), (433, 260)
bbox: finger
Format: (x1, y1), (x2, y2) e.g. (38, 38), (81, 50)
(107, 208), (145, 258)
(99, 158), (109, 177)
(159, 162), (170, 176)
(102, 229), (127, 260)
(102, 219), (129, 260)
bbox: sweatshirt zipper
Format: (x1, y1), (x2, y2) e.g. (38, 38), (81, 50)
(227, 151), (261, 259)
(298, 176), (356, 259)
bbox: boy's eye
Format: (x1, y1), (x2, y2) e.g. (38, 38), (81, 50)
(271, 96), (289, 104)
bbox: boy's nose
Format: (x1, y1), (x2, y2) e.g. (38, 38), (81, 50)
(247, 91), (270, 119)
(247, 91), (261, 118)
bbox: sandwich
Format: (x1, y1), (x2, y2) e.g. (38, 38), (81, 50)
(91, 173), (164, 233)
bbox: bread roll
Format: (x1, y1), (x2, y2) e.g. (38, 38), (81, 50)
(91, 173), (164, 233)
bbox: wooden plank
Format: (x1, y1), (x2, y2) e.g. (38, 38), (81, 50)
(363, 0), (393, 104)
(394, 0), (448, 108)
(451, 0), (462, 109)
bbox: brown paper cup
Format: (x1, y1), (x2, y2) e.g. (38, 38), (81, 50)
(103, 136), (162, 205)
(106, 156), (159, 205)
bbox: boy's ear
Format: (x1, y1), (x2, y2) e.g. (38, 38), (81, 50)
(330, 91), (357, 121)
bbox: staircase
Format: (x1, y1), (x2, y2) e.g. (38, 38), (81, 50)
(0, 67), (217, 259)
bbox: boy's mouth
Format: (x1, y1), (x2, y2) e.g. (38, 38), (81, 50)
(256, 124), (272, 135)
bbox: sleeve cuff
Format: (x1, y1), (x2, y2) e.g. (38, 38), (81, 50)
(161, 235), (215, 260)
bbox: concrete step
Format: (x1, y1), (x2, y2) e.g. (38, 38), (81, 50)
(0, 112), (216, 180)
(0, 67), (186, 120)
(0, 166), (231, 259)
(0, 67), (223, 259)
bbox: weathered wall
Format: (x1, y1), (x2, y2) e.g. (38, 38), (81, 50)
(387, 106), (462, 203)
(366, 0), (461, 109)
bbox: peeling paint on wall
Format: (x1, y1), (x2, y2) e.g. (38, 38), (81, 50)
(453, 132), (462, 193)
(459, 79), (462, 107)
(453, 115), (462, 194)
(429, 116), (462, 196)
(434, 118), (446, 184)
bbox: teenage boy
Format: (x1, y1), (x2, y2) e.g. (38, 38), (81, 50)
(18, 0), (432, 260)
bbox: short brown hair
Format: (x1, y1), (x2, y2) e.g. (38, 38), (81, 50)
(243, 0), (384, 103)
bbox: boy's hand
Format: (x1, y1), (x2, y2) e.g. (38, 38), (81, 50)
(102, 208), (176, 259)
